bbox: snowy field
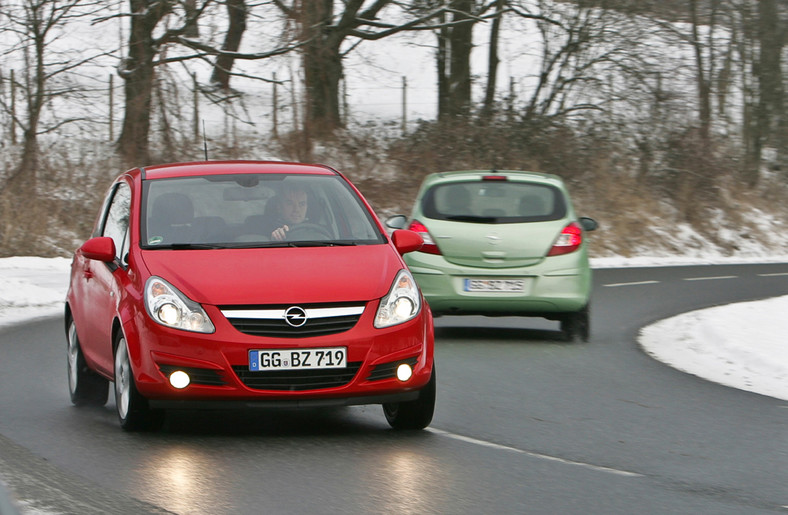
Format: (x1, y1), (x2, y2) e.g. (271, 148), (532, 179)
(0, 255), (786, 401)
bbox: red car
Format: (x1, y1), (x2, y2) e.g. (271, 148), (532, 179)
(65, 161), (435, 431)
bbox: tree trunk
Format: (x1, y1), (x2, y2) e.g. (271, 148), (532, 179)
(482, 0), (505, 119)
(689, 0), (712, 140)
(210, 0), (248, 90)
(446, 0), (473, 119)
(437, 10), (449, 120)
(15, 27), (46, 188)
(300, 0), (343, 136)
(757, 0), (786, 176)
(117, 0), (171, 164)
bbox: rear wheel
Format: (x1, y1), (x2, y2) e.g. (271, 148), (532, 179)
(114, 333), (164, 431)
(561, 305), (590, 342)
(383, 366), (436, 430)
(66, 319), (109, 406)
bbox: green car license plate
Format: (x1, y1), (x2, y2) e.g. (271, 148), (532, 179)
(464, 279), (525, 292)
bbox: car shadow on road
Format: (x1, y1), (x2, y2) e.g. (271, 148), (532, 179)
(434, 316), (568, 343)
(435, 325), (565, 342)
(157, 406), (385, 436)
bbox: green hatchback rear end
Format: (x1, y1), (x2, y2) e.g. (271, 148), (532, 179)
(388, 170), (597, 341)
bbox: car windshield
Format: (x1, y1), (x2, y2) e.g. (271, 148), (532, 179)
(141, 173), (386, 248)
(422, 180), (567, 223)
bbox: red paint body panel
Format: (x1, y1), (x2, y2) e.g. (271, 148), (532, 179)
(139, 245), (400, 305)
(65, 161), (433, 413)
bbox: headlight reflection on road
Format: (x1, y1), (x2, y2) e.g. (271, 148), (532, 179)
(384, 450), (441, 511)
(143, 447), (227, 513)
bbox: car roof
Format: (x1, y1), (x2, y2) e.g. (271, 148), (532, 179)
(421, 170), (566, 187)
(135, 161), (340, 180)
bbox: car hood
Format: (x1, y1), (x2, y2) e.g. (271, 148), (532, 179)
(139, 245), (403, 305)
(426, 219), (568, 268)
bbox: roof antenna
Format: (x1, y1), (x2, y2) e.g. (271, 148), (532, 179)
(202, 120), (209, 161)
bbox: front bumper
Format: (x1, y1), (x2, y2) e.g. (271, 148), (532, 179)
(123, 299), (434, 405)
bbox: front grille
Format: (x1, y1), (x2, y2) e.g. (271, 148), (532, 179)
(221, 304), (364, 338)
(367, 357), (419, 382)
(232, 362), (362, 391)
(158, 365), (227, 386)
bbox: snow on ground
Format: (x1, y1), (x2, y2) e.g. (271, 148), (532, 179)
(1, 255), (786, 401)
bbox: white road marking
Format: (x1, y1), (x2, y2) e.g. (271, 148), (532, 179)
(758, 272), (788, 277)
(428, 428), (643, 478)
(682, 275), (737, 281)
(603, 280), (660, 288)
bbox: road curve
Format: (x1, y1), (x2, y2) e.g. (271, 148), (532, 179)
(0, 264), (786, 514)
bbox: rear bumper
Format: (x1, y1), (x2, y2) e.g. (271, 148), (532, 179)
(406, 252), (591, 316)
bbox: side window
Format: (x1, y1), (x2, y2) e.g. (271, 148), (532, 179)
(102, 182), (131, 263)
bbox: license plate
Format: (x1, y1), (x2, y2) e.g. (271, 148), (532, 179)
(464, 279), (525, 292)
(249, 347), (347, 371)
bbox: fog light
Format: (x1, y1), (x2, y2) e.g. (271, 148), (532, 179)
(396, 363), (413, 382)
(169, 370), (190, 389)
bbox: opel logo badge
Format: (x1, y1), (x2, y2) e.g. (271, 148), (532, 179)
(486, 233), (501, 245)
(284, 306), (308, 327)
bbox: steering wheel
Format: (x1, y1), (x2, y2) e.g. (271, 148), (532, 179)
(286, 223), (333, 240)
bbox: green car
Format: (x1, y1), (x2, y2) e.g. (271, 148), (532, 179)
(388, 170), (597, 342)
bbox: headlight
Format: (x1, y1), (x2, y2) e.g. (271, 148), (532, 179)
(374, 269), (421, 328)
(144, 276), (215, 333)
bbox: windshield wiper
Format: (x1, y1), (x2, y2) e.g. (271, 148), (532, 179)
(155, 243), (232, 250)
(285, 240), (358, 247)
(150, 241), (360, 250)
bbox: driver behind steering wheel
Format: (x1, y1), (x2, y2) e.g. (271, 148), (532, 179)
(270, 184), (309, 241)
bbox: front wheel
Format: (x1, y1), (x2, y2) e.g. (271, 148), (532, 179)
(114, 333), (164, 431)
(66, 318), (109, 406)
(383, 366), (436, 430)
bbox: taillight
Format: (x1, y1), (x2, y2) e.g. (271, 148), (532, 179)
(407, 220), (441, 255)
(548, 222), (583, 256)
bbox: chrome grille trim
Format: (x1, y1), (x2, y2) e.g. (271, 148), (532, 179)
(221, 303), (365, 338)
(221, 306), (365, 319)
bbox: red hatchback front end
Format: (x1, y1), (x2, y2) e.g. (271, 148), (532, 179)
(65, 161), (434, 431)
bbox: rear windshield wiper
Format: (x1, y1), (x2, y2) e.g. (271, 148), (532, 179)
(445, 215), (497, 223)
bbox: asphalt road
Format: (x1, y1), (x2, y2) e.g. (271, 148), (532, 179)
(0, 264), (786, 514)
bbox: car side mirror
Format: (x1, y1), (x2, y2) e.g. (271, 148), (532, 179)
(579, 217), (598, 232)
(385, 215), (408, 230)
(391, 229), (423, 255)
(79, 237), (116, 263)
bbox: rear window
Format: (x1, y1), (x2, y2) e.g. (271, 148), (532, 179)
(422, 181), (567, 223)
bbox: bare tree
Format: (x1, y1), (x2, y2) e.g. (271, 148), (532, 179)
(513, 0), (630, 122)
(0, 0), (105, 192)
(116, 0), (178, 164)
(114, 0), (296, 163)
(273, 0), (448, 136)
(209, 0), (248, 90)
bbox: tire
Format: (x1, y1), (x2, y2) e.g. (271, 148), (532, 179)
(66, 319), (109, 406)
(113, 333), (164, 431)
(561, 305), (590, 343)
(383, 366), (436, 430)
